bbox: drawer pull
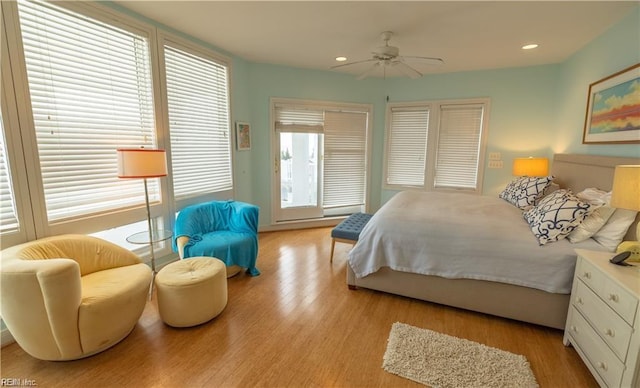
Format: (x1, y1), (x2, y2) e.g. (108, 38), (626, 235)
(597, 361), (608, 371)
(608, 294), (619, 303)
(583, 272), (592, 279)
(576, 297), (583, 305)
(571, 325), (578, 333)
(605, 328), (615, 337)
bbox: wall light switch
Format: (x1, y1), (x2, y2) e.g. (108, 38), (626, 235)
(488, 160), (503, 169)
(488, 152), (501, 160)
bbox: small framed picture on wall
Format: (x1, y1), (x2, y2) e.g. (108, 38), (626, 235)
(235, 121), (251, 151)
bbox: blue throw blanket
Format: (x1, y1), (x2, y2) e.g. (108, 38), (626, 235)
(174, 200), (260, 276)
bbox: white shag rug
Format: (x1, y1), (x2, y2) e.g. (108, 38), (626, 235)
(382, 322), (539, 388)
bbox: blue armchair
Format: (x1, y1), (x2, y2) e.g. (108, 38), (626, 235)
(174, 200), (260, 276)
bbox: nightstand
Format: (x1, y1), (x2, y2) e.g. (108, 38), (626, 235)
(564, 249), (640, 388)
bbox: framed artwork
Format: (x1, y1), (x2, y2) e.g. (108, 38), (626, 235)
(235, 121), (251, 151)
(583, 63), (640, 144)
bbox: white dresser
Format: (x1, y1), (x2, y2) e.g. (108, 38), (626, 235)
(564, 249), (640, 388)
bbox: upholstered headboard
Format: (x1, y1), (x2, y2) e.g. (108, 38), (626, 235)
(551, 153), (640, 241)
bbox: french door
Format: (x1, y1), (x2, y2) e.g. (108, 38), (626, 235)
(275, 130), (323, 221)
(271, 98), (371, 224)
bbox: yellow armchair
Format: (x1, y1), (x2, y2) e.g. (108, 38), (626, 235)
(1, 234), (152, 361)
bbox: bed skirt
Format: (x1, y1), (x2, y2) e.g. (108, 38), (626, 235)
(347, 265), (569, 329)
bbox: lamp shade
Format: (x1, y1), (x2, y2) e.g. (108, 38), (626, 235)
(117, 149), (167, 178)
(512, 157), (549, 177)
(610, 165), (640, 212)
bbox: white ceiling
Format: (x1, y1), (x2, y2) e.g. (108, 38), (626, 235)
(114, 1), (638, 78)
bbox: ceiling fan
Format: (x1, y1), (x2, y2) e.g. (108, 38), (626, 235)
(331, 31), (444, 80)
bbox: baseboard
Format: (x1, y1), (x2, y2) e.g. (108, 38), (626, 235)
(1, 327), (15, 347)
(259, 217), (343, 232)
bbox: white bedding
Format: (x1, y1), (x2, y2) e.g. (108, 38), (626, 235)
(348, 190), (605, 294)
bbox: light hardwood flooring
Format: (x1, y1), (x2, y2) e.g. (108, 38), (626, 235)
(1, 227), (596, 387)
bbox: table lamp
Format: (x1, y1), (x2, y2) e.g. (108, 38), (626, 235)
(117, 148), (168, 277)
(513, 157), (549, 177)
(609, 165), (640, 265)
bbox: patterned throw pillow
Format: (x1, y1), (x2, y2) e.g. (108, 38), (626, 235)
(499, 176), (554, 209)
(523, 189), (591, 245)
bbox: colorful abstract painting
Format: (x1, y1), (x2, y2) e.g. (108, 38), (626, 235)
(583, 64), (640, 144)
(236, 122), (251, 150)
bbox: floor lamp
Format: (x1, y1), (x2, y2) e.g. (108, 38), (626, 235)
(117, 148), (168, 292)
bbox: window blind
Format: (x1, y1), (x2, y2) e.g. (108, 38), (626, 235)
(0, 116), (19, 234)
(323, 111), (367, 208)
(275, 106), (324, 133)
(17, 0), (158, 222)
(386, 107), (429, 187)
(434, 104), (484, 189)
(164, 44), (232, 200)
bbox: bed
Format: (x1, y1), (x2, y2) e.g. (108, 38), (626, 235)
(347, 154), (640, 329)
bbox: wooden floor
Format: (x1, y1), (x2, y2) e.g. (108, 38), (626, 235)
(1, 227), (596, 387)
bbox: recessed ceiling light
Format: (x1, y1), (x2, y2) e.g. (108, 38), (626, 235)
(522, 44), (539, 50)
(335, 56), (347, 62)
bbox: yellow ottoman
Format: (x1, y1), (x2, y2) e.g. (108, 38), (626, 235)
(155, 257), (227, 327)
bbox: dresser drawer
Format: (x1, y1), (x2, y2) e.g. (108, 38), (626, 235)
(567, 307), (625, 388)
(573, 280), (633, 361)
(576, 257), (638, 325)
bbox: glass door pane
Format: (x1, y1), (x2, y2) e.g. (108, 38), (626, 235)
(276, 132), (322, 221)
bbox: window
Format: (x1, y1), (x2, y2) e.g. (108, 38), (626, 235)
(164, 40), (232, 205)
(0, 116), (19, 235)
(385, 106), (429, 187)
(384, 99), (489, 193)
(323, 111), (368, 211)
(434, 104), (485, 189)
(17, 0), (160, 225)
(2, 0), (234, 249)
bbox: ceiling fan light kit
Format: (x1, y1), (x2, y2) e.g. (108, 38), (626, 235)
(331, 31), (444, 80)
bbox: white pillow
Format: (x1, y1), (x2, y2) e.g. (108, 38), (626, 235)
(576, 187), (611, 206)
(592, 209), (638, 251)
(568, 206), (616, 243)
(499, 176), (554, 209)
(523, 189), (592, 246)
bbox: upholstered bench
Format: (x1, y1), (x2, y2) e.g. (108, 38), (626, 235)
(330, 212), (373, 262)
(155, 257), (227, 327)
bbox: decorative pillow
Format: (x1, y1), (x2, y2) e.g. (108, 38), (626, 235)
(499, 176), (554, 209)
(539, 182), (560, 201)
(567, 206), (616, 243)
(592, 209), (638, 251)
(523, 189), (591, 245)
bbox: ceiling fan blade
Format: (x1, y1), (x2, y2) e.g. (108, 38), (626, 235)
(401, 56), (444, 66)
(356, 62), (381, 80)
(393, 61), (423, 79)
(330, 58), (377, 69)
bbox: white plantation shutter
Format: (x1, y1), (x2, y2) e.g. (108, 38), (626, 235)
(323, 111), (367, 208)
(165, 44), (232, 200)
(17, 0), (158, 222)
(0, 117), (19, 234)
(386, 107), (429, 187)
(434, 104), (484, 189)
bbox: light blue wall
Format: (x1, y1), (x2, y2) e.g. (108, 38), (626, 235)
(555, 7), (640, 158)
(244, 64), (384, 223)
(106, 2), (639, 228)
(379, 65), (560, 203)
(231, 57), (254, 204)
(242, 63), (560, 217)
(241, 6), (639, 224)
